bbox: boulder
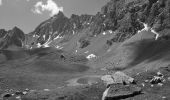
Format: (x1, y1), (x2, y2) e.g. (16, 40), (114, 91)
(101, 75), (115, 86)
(103, 84), (142, 100)
(111, 71), (135, 84)
(101, 71), (135, 86)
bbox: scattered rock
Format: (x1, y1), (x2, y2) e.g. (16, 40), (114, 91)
(25, 88), (29, 91)
(15, 91), (24, 95)
(16, 96), (21, 100)
(141, 83), (145, 87)
(157, 83), (163, 87)
(157, 71), (163, 77)
(168, 77), (170, 81)
(103, 84), (142, 100)
(150, 76), (163, 84)
(22, 91), (28, 95)
(144, 80), (149, 83)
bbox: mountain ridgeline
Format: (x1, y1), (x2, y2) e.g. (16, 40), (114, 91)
(0, 0), (170, 52)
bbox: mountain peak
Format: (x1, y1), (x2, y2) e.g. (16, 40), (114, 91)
(53, 11), (65, 19)
(12, 26), (24, 34)
(0, 27), (25, 49)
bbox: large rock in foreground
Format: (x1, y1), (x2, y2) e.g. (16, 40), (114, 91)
(103, 84), (142, 100)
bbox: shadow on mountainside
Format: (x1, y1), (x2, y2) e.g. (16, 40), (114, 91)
(125, 39), (170, 67)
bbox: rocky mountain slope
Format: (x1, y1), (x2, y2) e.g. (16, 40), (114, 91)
(22, 0), (170, 62)
(0, 27), (25, 50)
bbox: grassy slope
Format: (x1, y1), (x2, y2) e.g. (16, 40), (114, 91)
(0, 47), (92, 91)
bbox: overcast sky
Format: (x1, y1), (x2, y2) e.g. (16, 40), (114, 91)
(0, 0), (108, 33)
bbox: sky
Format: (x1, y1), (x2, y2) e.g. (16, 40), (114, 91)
(0, 0), (108, 33)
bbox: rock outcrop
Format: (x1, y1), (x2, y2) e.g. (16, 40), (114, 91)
(0, 27), (25, 49)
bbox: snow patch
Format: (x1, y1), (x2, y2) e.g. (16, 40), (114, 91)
(43, 35), (46, 40)
(37, 43), (42, 48)
(137, 23), (150, 33)
(54, 34), (63, 40)
(103, 32), (107, 35)
(151, 28), (159, 40)
(137, 20), (160, 40)
(33, 34), (40, 38)
(55, 45), (63, 49)
(86, 54), (97, 59)
(43, 35), (52, 47)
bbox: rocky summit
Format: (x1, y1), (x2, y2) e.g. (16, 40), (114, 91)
(0, 0), (170, 100)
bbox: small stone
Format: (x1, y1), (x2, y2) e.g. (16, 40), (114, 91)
(101, 68), (107, 71)
(168, 77), (170, 81)
(157, 83), (163, 86)
(141, 83), (145, 87)
(144, 80), (149, 83)
(162, 79), (166, 83)
(3, 93), (12, 98)
(15, 91), (24, 95)
(25, 88), (29, 91)
(136, 73), (140, 75)
(16, 96), (21, 100)
(22, 91), (28, 95)
(151, 85), (154, 87)
(162, 96), (166, 99)
(30, 90), (36, 92)
(157, 71), (163, 77)
(44, 89), (50, 91)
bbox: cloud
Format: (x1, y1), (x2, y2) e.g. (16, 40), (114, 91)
(0, 0), (2, 6)
(32, 0), (63, 16)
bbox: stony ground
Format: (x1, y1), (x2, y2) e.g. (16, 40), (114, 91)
(1, 63), (170, 100)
